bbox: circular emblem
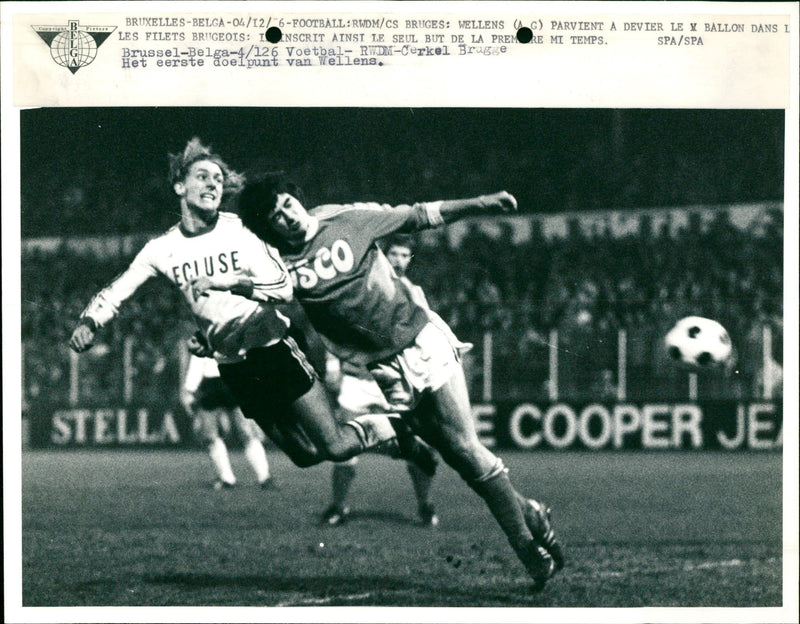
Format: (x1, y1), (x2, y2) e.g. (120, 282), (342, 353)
(50, 30), (97, 69)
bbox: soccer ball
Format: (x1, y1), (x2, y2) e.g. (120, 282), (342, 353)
(664, 316), (733, 370)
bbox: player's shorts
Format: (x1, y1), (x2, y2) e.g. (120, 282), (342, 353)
(195, 377), (238, 410)
(217, 336), (317, 427)
(368, 321), (459, 412)
(338, 374), (391, 414)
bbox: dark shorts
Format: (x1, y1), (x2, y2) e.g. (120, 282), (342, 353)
(217, 336), (317, 428)
(195, 377), (238, 410)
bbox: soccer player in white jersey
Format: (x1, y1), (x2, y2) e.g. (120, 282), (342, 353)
(182, 353), (277, 490)
(227, 172), (565, 591)
(69, 138), (437, 475)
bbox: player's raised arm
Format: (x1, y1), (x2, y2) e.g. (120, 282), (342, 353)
(434, 190), (518, 224)
(333, 191), (518, 239)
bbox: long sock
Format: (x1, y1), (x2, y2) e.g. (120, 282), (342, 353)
(332, 458), (358, 507)
(467, 458), (532, 550)
(407, 461), (433, 507)
(208, 437), (236, 484)
(244, 438), (270, 483)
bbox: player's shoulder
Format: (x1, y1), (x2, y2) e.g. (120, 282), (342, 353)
(217, 210), (244, 227)
(311, 203), (354, 220)
(218, 210), (241, 222)
(312, 202), (390, 220)
(214, 211), (257, 236)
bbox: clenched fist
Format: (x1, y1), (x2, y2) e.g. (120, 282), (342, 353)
(69, 318), (97, 353)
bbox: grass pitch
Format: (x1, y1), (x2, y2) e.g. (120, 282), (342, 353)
(19, 448), (782, 608)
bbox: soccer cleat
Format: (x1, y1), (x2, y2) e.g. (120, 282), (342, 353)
(518, 540), (556, 592)
(320, 504), (350, 526)
(418, 502), (440, 528)
(260, 477), (280, 490)
(523, 499), (565, 572)
(213, 479), (236, 490)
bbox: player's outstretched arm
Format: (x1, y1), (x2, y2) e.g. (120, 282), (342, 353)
(437, 190), (518, 224)
(190, 235), (292, 303)
(69, 317), (97, 353)
(69, 245), (160, 354)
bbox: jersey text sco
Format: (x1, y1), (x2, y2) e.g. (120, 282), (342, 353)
(280, 202), (439, 365)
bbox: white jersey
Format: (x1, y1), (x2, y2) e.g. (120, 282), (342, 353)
(80, 212), (293, 363)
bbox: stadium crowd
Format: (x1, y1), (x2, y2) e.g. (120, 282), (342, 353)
(22, 205), (782, 405)
(22, 110), (783, 238)
(418, 207), (782, 399)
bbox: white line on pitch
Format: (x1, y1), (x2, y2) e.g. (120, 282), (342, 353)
(582, 557), (775, 579)
(685, 559), (743, 571)
(276, 592), (373, 607)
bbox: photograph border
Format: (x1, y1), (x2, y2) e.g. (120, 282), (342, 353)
(3, 2), (798, 623)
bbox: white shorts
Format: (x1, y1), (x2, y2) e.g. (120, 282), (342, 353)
(338, 374), (391, 414)
(368, 322), (459, 412)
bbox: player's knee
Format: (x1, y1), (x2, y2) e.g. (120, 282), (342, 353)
(438, 435), (490, 479)
(196, 426), (220, 446)
(234, 424), (256, 442)
(192, 412), (217, 441)
(323, 440), (357, 463)
(200, 434), (219, 447)
(440, 433), (477, 460)
(290, 456), (318, 469)
(313, 425), (361, 462)
(284, 447), (323, 468)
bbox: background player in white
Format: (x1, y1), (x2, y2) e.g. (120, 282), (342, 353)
(227, 172), (565, 591)
(69, 138), (437, 475)
(182, 353), (277, 490)
(321, 353), (439, 527)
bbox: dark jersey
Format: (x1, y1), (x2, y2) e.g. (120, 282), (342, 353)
(279, 201), (439, 365)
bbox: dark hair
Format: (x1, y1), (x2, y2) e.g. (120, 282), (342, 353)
(382, 233), (415, 254)
(237, 171), (305, 248)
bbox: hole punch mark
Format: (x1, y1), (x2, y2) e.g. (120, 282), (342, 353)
(265, 27), (282, 44)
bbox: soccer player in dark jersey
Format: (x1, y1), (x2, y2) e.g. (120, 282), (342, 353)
(320, 235), (470, 528)
(68, 138), (436, 475)
(321, 353), (440, 527)
(223, 172), (565, 590)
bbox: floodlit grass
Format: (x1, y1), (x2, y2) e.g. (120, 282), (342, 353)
(19, 448), (782, 607)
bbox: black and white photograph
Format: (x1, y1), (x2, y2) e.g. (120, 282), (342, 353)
(3, 3), (797, 623)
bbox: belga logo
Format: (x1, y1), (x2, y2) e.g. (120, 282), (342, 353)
(32, 20), (116, 74)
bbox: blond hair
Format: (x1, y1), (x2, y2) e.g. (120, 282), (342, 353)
(168, 137), (245, 198)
